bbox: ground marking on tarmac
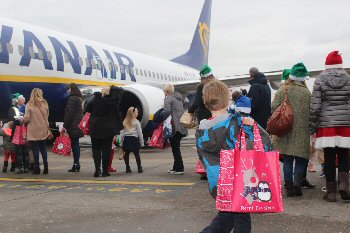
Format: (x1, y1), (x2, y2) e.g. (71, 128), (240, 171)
(0, 178), (195, 186)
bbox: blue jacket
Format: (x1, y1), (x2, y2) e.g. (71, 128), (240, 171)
(195, 113), (273, 199)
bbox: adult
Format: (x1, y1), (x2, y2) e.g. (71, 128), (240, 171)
(310, 51), (350, 202)
(23, 88), (50, 175)
(85, 86), (123, 177)
(188, 65), (215, 123)
(63, 83), (84, 172)
(247, 67), (271, 129)
(8, 93), (24, 121)
(163, 84), (188, 175)
(272, 63), (311, 197)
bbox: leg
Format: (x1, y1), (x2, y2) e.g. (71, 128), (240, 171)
(232, 213), (252, 233)
(10, 152), (16, 172)
(31, 141), (41, 174)
(101, 137), (113, 176)
(169, 132), (184, 172)
(16, 145), (23, 170)
(294, 156), (309, 196)
(133, 149), (142, 173)
(301, 159), (316, 189)
(22, 146), (29, 172)
(68, 137), (81, 172)
(200, 211), (235, 233)
(91, 137), (102, 177)
(2, 152), (10, 172)
(39, 140), (48, 174)
(283, 154), (294, 197)
(124, 151), (131, 173)
(323, 148), (337, 202)
(336, 147), (350, 200)
(108, 149), (116, 172)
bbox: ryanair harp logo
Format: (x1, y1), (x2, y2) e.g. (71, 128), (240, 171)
(198, 22), (210, 57)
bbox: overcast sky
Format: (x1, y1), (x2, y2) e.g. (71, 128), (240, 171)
(1, 0), (350, 76)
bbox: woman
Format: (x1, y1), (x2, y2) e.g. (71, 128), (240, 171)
(63, 83), (84, 172)
(188, 65), (215, 123)
(23, 88), (50, 175)
(85, 86), (123, 177)
(163, 84), (188, 175)
(272, 63), (311, 197)
(310, 51), (350, 202)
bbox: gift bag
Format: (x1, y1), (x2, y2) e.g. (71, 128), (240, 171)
(79, 112), (90, 135)
(216, 123), (283, 213)
(195, 159), (206, 175)
(163, 116), (173, 143)
(180, 112), (197, 129)
(52, 131), (72, 156)
(149, 123), (165, 149)
(12, 124), (27, 145)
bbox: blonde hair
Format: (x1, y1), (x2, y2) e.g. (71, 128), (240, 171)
(27, 88), (48, 108)
(203, 80), (230, 111)
(123, 107), (137, 131)
(163, 84), (175, 95)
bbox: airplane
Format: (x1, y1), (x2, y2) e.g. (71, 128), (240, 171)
(1, 0), (348, 133)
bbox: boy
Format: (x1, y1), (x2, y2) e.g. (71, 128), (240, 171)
(196, 80), (272, 233)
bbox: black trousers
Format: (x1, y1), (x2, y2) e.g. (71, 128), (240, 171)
(200, 211), (251, 233)
(169, 131), (185, 171)
(91, 137), (113, 173)
(124, 150), (142, 169)
(324, 147), (350, 182)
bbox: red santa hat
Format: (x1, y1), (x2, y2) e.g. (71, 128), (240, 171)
(325, 51), (343, 69)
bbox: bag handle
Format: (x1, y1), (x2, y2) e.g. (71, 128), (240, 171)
(37, 106), (50, 131)
(235, 122), (264, 152)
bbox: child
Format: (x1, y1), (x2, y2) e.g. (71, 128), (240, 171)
(120, 107), (144, 173)
(108, 136), (117, 172)
(195, 80), (272, 233)
(0, 121), (16, 173)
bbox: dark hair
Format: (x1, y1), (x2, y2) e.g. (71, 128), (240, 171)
(68, 83), (82, 97)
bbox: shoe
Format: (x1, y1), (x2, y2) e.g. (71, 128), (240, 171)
(301, 178), (316, 189)
(294, 186), (303, 196)
(320, 173), (325, 178)
(138, 168), (143, 173)
(68, 164), (80, 172)
(167, 169), (175, 174)
(2, 161), (8, 173)
(323, 182), (337, 202)
(321, 186), (327, 192)
(94, 170), (101, 177)
(126, 167), (132, 173)
(338, 172), (350, 200)
(10, 162), (15, 172)
(285, 181), (295, 197)
(102, 172), (110, 177)
(108, 167), (117, 172)
(32, 167), (41, 175)
(171, 170), (184, 175)
(43, 165), (48, 174)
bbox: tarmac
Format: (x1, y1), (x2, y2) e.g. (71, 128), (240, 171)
(0, 137), (350, 233)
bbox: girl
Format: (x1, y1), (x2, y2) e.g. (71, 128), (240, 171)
(120, 107), (144, 173)
(1, 121), (16, 173)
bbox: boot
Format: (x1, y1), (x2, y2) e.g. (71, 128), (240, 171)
(126, 166), (132, 173)
(68, 164), (80, 172)
(285, 181), (295, 197)
(338, 172), (350, 200)
(43, 164), (48, 174)
(323, 182), (337, 202)
(2, 161), (8, 173)
(138, 166), (143, 173)
(10, 162), (16, 172)
(108, 152), (116, 172)
(94, 170), (101, 177)
(32, 167), (41, 175)
(294, 174), (303, 196)
(301, 178), (316, 189)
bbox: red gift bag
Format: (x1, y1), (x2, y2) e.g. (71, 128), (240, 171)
(216, 123), (283, 213)
(52, 131), (72, 156)
(12, 124), (27, 145)
(79, 112), (90, 135)
(149, 123), (165, 149)
(195, 159), (206, 175)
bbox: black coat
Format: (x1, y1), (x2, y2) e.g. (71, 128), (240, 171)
(63, 94), (84, 138)
(188, 83), (212, 123)
(248, 73), (271, 129)
(85, 86), (123, 139)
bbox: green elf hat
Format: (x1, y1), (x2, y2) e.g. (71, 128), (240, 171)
(281, 69), (291, 82)
(11, 93), (22, 101)
(290, 62), (310, 81)
(199, 65), (213, 79)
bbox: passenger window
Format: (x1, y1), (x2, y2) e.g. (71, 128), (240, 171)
(161, 73), (164, 80)
(156, 73), (159, 79)
(152, 72), (155, 78)
(85, 58), (91, 68)
(144, 70), (147, 77)
(140, 69), (143, 76)
(6, 43), (13, 54)
(148, 71), (151, 77)
(135, 68), (139, 75)
(18, 45), (24, 56)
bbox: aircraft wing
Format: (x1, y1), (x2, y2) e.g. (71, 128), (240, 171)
(175, 68), (350, 93)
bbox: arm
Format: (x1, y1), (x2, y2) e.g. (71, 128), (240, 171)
(84, 96), (94, 113)
(23, 107), (31, 124)
(136, 121), (145, 147)
(119, 129), (125, 147)
(188, 84), (203, 114)
(63, 97), (75, 129)
(163, 96), (172, 119)
(309, 78), (322, 134)
(247, 84), (261, 113)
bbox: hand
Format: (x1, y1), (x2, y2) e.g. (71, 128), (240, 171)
(242, 117), (254, 126)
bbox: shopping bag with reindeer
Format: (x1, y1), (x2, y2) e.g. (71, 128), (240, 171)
(216, 123), (283, 213)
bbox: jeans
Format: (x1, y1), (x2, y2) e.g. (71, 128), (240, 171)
(31, 140), (48, 169)
(169, 132), (185, 171)
(70, 137), (80, 165)
(283, 154), (308, 185)
(200, 211), (251, 233)
(324, 147), (350, 182)
(91, 137), (113, 173)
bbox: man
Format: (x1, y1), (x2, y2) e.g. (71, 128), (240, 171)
(7, 93), (25, 121)
(247, 67), (271, 129)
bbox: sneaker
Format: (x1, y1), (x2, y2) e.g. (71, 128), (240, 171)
(167, 169), (175, 174)
(171, 171), (184, 175)
(320, 172), (325, 178)
(321, 186), (327, 192)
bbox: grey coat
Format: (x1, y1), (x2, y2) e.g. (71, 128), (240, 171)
(272, 82), (311, 159)
(164, 92), (188, 136)
(309, 69), (350, 134)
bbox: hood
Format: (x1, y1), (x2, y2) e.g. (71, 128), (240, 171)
(173, 92), (183, 102)
(249, 72), (268, 85)
(198, 114), (230, 130)
(319, 69), (349, 89)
